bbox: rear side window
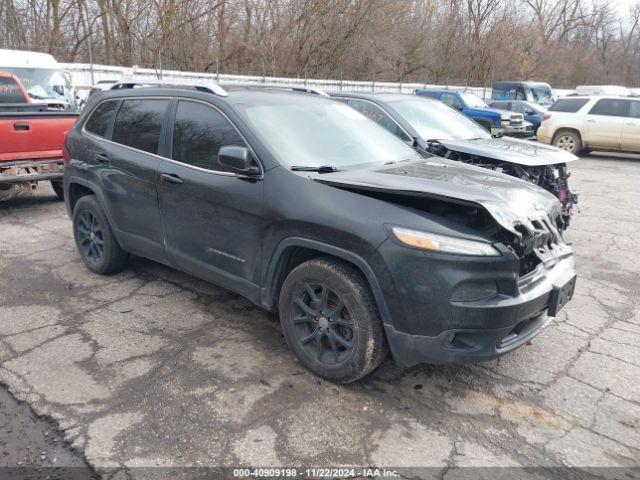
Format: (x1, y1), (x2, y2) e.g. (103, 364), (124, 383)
(548, 98), (589, 112)
(112, 99), (169, 154)
(85, 101), (119, 137)
(629, 101), (640, 119)
(589, 99), (629, 117)
(0, 76), (26, 103)
(171, 100), (246, 172)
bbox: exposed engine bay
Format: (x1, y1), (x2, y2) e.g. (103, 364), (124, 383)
(425, 142), (578, 228)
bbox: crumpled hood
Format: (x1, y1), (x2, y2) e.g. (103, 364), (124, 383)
(438, 136), (578, 166)
(312, 158), (563, 238)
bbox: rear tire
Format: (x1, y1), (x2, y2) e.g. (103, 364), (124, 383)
(72, 195), (128, 274)
(553, 130), (582, 155)
(278, 258), (387, 383)
(51, 180), (64, 200)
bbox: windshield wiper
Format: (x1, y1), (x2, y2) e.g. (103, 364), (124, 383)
(290, 165), (339, 173)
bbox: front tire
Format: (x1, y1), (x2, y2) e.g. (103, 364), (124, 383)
(278, 258), (387, 383)
(72, 195), (128, 274)
(553, 130), (582, 155)
(51, 180), (64, 200)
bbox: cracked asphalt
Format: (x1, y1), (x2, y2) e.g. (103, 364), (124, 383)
(0, 153), (639, 478)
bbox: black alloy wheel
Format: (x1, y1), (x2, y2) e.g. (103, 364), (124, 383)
(292, 283), (355, 364)
(76, 210), (104, 265)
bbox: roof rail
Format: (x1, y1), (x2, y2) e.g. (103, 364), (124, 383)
(284, 86), (330, 97)
(110, 80), (228, 97)
(224, 83), (329, 97)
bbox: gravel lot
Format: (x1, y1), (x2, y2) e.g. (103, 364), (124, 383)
(0, 153), (639, 478)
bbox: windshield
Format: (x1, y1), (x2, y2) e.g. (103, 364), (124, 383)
(241, 101), (418, 169)
(524, 101), (546, 113)
(2, 67), (75, 108)
(387, 98), (490, 141)
(527, 86), (553, 106)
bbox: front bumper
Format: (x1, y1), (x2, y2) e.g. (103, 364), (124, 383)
(376, 240), (576, 367)
(492, 124), (535, 138)
(0, 159), (64, 185)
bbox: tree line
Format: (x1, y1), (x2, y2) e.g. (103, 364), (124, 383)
(1, 0), (639, 88)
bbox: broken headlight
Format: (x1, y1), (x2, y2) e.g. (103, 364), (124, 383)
(391, 227), (501, 256)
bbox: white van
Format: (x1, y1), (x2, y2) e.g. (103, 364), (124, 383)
(0, 49), (77, 110)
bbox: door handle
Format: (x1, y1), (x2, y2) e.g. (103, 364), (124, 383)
(625, 122), (637, 126)
(94, 153), (110, 164)
(586, 119), (596, 123)
(13, 122), (30, 131)
(160, 173), (184, 185)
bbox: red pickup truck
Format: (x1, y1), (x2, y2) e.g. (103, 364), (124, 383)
(0, 71), (78, 199)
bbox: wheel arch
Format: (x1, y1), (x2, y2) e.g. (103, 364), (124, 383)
(65, 177), (122, 242)
(67, 181), (96, 214)
(552, 127), (583, 145)
(262, 238), (391, 325)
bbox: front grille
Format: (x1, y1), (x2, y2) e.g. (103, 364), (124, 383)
(510, 114), (523, 125)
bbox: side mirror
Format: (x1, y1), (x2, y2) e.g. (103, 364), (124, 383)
(218, 146), (260, 176)
(525, 110), (535, 115)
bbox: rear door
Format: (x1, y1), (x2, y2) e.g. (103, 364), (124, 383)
(91, 97), (169, 263)
(584, 98), (627, 149)
(621, 100), (640, 152)
(157, 99), (264, 298)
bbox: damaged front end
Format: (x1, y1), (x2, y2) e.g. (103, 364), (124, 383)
(423, 140), (578, 228)
(314, 158), (574, 278)
(311, 158), (577, 365)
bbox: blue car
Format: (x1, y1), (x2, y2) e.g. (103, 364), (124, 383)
(414, 89), (534, 138)
(489, 100), (546, 133)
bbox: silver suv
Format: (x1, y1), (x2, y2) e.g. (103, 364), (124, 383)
(537, 96), (640, 154)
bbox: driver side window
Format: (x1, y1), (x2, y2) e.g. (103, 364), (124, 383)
(347, 99), (412, 143)
(171, 100), (248, 172)
(441, 93), (461, 110)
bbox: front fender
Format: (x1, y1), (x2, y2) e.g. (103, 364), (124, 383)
(261, 237), (392, 325)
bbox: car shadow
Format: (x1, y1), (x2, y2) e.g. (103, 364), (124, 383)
(584, 151), (640, 161)
(0, 187), (61, 207)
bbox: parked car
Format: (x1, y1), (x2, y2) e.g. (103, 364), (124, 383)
(538, 96), (640, 155)
(570, 85), (630, 97)
(0, 49), (78, 110)
(414, 89), (534, 138)
(0, 71), (78, 198)
(331, 92), (577, 226)
(491, 81), (554, 107)
(489, 100), (546, 133)
(64, 83), (576, 382)
(77, 80), (119, 110)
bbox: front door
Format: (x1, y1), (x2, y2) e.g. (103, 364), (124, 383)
(156, 99), (264, 299)
(584, 98), (627, 149)
(621, 100), (640, 152)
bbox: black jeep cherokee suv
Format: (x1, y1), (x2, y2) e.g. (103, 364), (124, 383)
(63, 83), (577, 383)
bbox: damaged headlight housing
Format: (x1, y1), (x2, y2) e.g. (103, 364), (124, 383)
(391, 227), (501, 256)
